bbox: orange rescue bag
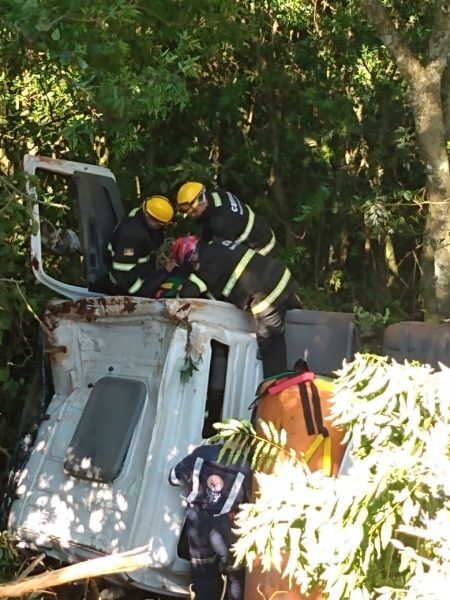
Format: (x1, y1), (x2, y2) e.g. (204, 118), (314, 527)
(244, 371), (347, 600)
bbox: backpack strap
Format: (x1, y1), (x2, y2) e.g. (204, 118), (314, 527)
(309, 380), (329, 438)
(267, 371), (315, 395)
(299, 382), (315, 435)
(303, 434), (332, 476)
(298, 378), (332, 476)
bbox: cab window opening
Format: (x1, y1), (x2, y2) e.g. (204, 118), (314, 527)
(202, 340), (229, 439)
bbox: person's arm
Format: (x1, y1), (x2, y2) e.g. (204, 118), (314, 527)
(136, 266), (171, 298)
(178, 274), (206, 298)
(168, 449), (199, 486)
(136, 258), (180, 298)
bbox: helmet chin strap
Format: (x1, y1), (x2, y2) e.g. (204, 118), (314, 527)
(144, 213), (164, 229)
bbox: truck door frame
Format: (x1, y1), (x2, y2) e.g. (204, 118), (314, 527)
(26, 154), (118, 299)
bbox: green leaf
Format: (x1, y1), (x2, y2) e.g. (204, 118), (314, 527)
(380, 516), (394, 550)
(259, 419), (272, 441)
(35, 19), (51, 32)
(251, 439), (266, 471)
(60, 50), (72, 64)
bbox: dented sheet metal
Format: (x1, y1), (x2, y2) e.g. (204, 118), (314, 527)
(9, 298), (260, 596)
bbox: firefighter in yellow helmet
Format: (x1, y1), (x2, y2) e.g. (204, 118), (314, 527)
(107, 195), (179, 297)
(176, 182), (276, 256)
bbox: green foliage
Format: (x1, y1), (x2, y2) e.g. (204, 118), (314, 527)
(211, 419), (300, 472)
(0, 531), (21, 581)
(1, 0), (431, 316)
(1, 0), (204, 174)
(230, 355), (450, 598)
(353, 305), (391, 336)
(177, 317), (203, 383)
(180, 354), (200, 383)
(0, 174), (51, 480)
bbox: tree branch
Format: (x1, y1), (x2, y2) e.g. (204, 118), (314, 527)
(0, 546), (152, 599)
(358, 0), (422, 83)
(427, 0), (450, 72)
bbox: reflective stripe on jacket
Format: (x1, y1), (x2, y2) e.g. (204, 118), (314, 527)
(199, 189), (276, 255)
(107, 207), (164, 294)
(179, 240), (295, 312)
(168, 443), (251, 515)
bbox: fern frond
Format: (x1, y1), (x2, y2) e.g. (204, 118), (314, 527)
(252, 439), (267, 471)
(210, 418), (303, 472)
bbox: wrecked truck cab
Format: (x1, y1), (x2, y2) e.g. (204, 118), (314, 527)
(9, 296), (262, 595)
(6, 155), (359, 596)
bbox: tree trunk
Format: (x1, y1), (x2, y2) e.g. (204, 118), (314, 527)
(410, 70), (450, 320)
(443, 62), (450, 139)
(359, 0), (450, 321)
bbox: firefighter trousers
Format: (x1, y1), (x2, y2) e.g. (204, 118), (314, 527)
(253, 290), (302, 378)
(185, 506), (245, 600)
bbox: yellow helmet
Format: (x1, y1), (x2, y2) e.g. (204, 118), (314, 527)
(176, 182), (204, 212)
(143, 195), (174, 224)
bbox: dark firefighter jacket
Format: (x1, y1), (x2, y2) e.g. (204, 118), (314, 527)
(168, 444), (251, 515)
(107, 207), (167, 296)
(179, 240), (296, 315)
(198, 189), (276, 256)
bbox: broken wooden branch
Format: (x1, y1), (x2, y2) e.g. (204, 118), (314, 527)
(0, 546), (151, 599)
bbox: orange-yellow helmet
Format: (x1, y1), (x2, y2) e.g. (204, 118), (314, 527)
(143, 195), (174, 224)
(176, 182), (204, 212)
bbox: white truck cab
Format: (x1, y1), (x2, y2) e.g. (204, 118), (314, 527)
(6, 155), (359, 596)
